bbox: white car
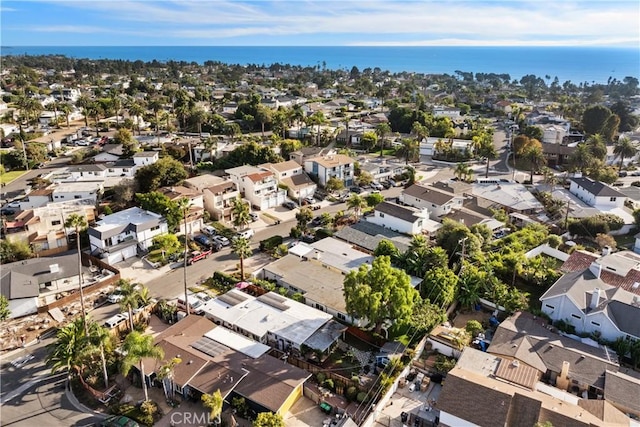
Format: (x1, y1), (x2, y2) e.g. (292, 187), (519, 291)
(107, 289), (125, 303)
(236, 229), (255, 240)
(201, 225), (217, 236)
(212, 235), (230, 247)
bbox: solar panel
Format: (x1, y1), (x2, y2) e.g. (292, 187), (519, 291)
(191, 337), (229, 358)
(217, 292), (249, 306)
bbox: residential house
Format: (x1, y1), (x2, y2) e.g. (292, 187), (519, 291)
(437, 346), (630, 427)
(51, 181), (103, 204)
(66, 164), (108, 180)
(338, 220), (413, 250)
(399, 183), (465, 220)
(0, 254), (102, 319)
(471, 182), (543, 214)
(304, 154), (355, 188)
(432, 105), (461, 119)
(89, 207), (168, 264)
(18, 188), (54, 210)
(358, 160), (404, 183)
(93, 144), (124, 162)
(419, 137), (474, 158)
(261, 160), (317, 201)
(541, 124), (568, 145)
(104, 159), (136, 178)
(203, 178), (240, 222)
(366, 201), (437, 236)
(145, 316), (311, 416)
(289, 146), (333, 166)
(202, 289), (344, 353)
(541, 142), (575, 168)
(11, 198), (96, 256)
(493, 100), (513, 114)
(132, 151), (159, 167)
(226, 166), (286, 211)
(158, 185), (204, 235)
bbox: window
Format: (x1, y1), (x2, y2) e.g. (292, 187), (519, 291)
(337, 313), (346, 321)
(610, 197), (616, 202)
(379, 213), (385, 218)
(51, 220), (61, 226)
(545, 304), (555, 310)
(591, 321), (601, 327)
(151, 225), (160, 231)
(74, 195), (81, 199)
(571, 314), (581, 319)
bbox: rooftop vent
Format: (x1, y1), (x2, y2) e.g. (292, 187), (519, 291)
(49, 264), (59, 273)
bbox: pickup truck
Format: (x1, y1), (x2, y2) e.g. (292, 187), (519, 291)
(187, 249), (212, 265)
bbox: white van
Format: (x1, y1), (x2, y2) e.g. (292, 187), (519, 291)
(177, 296), (204, 315)
(104, 313), (128, 329)
(236, 229), (255, 240)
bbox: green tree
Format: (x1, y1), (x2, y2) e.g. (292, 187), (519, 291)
(136, 192), (181, 231)
(360, 131), (378, 152)
(65, 213), (88, 332)
(410, 298), (446, 332)
(117, 279), (145, 331)
(436, 218), (481, 261)
(157, 357), (182, 402)
(475, 134), (498, 178)
(357, 171), (374, 187)
(114, 129), (139, 158)
(231, 196), (251, 230)
(454, 163), (473, 182)
(135, 156), (188, 193)
(0, 239), (33, 263)
(346, 194), (367, 218)
(613, 136), (637, 172)
(153, 234), (181, 258)
(231, 236), (252, 280)
(343, 256), (419, 334)
(422, 267), (458, 308)
(253, 412), (285, 427)
(365, 192), (384, 207)
(465, 320), (484, 337)
(296, 207), (313, 233)
(373, 240), (399, 259)
(325, 177), (345, 193)
(46, 317), (89, 381)
(121, 331), (164, 402)
(375, 122), (392, 157)
(396, 138), (420, 164)
(582, 105), (612, 136)
(86, 319), (112, 389)
(0, 295), (11, 320)
(523, 143), (546, 183)
(202, 390), (224, 425)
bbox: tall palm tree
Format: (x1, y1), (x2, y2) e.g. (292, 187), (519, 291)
(157, 357), (182, 402)
(231, 196), (251, 230)
(191, 107), (208, 138)
(411, 121), (429, 142)
(118, 279), (143, 332)
(454, 163), (473, 182)
(87, 319), (112, 388)
(375, 122), (391, 158)
(46, 316), (88, 382)
(397, 138), (420, 164)
(203, 136), (218, 162)
(148, 97), (164, 143)
(59, 102), (72, 129)
(76, 94), (92, 128)
(231, 236), (252, 280)
(541, 167), (559, 192)
(613, 136), (637, 172)
(525, 145), (546, 183)
(121, 331), (164, 402)
(127, 101), (145, 135)
(64, 213), (88, 334)
(347, 194), (367, 219)
(176, 197), (191, 316)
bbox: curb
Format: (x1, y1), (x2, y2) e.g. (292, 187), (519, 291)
(64, 380), (108, 419)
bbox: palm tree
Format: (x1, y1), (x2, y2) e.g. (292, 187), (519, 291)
(203, 136), (218, 162)
(157, 357), (182, 402)
(59, 102), (72, 129)
(397, 138), (420, 164)
(64, 213), (88, 334)
(118, 280), (143, 332)
(541, 167), (559, 192)
(127, 101), (145, 135)
(231, 236), (252, 280)
(568, 143), (595, 173)
(347, 194), (367, 218)
(475, 134), (498, 178)
(613, 136), (637, 172)
(225, 122), (241, 142)
(201, 390), (224, 426)
(46, 316), (88, 382)
(375, 122), (391, 158)
(176, 197), (191, 316)
(148, 97), (164, 143)
(191, 107), (208, 138)
(75, 94), (91, 128)
(525, 145), (546, 183)
(87, 319), (112, 388)
(454, 163), (473, 182)
(231, 196), (251, 230)
(121, 331), (164, 402)
(411, 121), (429, 142)
(255, 105), (272, 139)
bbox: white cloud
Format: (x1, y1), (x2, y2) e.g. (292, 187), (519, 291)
(15, 0), (640, 46)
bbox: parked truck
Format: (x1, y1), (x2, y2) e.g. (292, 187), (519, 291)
(187, 249), (212, 265)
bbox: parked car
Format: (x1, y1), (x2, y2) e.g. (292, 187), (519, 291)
(103, 313), (128, 329)
(194, 234), (213, 248)
(177, 295), (204, 315)
(304, 196), (316, 205)
(212, 235), (230, 247)
(619, 171), (628, 177)
(201, 225), (217, 236)
(249, 212), (259, 222)
(187, 249), (212, 265)
(380, 180), (392, 190)
(195, 292), (212, 303)
(107, 288), (125, 303)
(236, 229), (255, 239)
(370, 182), (384, 191)
(100, 415), (140, 427)
(283, 201), (297, 210)
(350, 186), (363, 194)
(0, 208), (15, 216)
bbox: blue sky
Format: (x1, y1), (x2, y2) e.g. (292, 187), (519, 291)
(1, 1), (639, 47)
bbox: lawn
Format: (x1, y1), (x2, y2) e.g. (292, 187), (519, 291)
(0, 170), (27, 184)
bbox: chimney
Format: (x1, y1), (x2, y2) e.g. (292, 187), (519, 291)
(602, 246), (611, 256)
(556, 361), (571, 391)
(589, 262), (602, 279)
(590, 288), (601, 309)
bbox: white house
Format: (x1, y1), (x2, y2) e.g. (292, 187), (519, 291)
(225, 165), (286, 211)
(366, 201), (435, 235)
(261, 160), (317, 201)
(399, 183), (465, 220)
(303, 154), (355, 188)
(52, 181), (103, 204)
(198, 177), (241, 222)
(540, 264), (640, 343)
(88, 207), (168, 264)
(419, 137), (474, 158)
(132, 151), (159, 167)
(158, 185), (204, 235)
(569, 177), (626, 209)
(432, 105), (461, 119)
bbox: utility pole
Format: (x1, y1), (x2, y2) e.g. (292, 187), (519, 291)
(459, 237), (468, 272)
(564, 199), (571, 231)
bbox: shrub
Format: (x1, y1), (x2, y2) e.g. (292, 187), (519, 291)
(259, 235), (283, 252)
(210, 271), (237, 292)
(345, 386), (358, 402)
(323, 378), (334, 390)
(356, 392), (368, 403)
(465, 320), (484, 338)
(315, 228), (334, 240)
(316, 372), (326, 384)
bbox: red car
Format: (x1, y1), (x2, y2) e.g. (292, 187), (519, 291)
(187, 249), (212, 265)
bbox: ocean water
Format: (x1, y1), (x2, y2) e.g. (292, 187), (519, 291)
(1, 45), (638, 84)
